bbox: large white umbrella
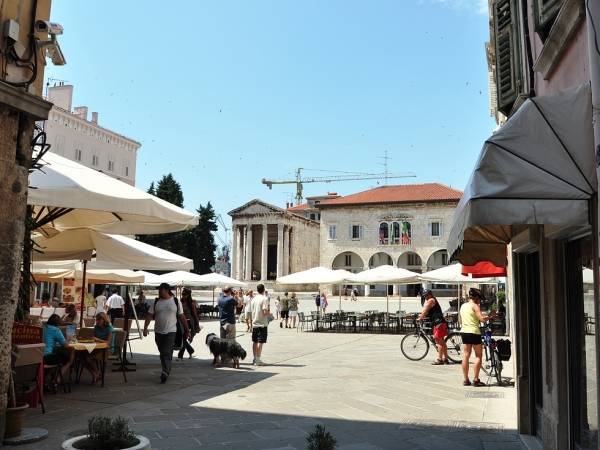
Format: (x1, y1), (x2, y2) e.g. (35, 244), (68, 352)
(32, 261), (145, 284)
(345, 265), (422, 313)
(418, 264), (497, 284)
(276, 267), (353, 285)
(32, 229), (193, 271)
(277, 267), (354, 311)
(28, 151), (199, 235)
(136, 271), (165, 286)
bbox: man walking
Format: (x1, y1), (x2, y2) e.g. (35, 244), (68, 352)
(280, 292), (290, 328)
(143, 283), (190, 383)
(251, 284), (274, 366)
(217, 286), (242, 363)
(106, 287), (125, 324)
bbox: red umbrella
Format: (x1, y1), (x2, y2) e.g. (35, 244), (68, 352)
(461, 261), (506, 278)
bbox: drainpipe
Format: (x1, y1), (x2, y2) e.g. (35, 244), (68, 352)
(587, 0), (600, 446)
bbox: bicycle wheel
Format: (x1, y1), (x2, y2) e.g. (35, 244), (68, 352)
(445, 332), (462, 363)
(401, 332), (430, 361)
(491, 349), (503, 386)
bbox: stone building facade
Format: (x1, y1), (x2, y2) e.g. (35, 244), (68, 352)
(229, 200), (319, 284)
(317, 183), (462, 296)
(40, 84), (141, 186)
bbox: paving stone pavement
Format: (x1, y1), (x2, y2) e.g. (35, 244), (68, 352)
(9, 298), (524, 449)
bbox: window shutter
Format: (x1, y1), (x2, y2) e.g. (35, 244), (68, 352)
(349, 225), (353, 238)
(494, 0), (522, 116)
(428, 222), (432, 236)
(439, 222), (444, 236)
(534, 0), (564, 37)
(359, 226), (363, 239)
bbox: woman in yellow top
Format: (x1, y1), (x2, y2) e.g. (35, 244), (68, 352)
(459, 288), (497, 387)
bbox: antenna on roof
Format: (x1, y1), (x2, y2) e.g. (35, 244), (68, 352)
(377, 150), (392, 186)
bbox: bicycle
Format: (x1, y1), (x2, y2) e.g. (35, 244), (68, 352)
(479, 324), (503, 386)
(400, 319), (462, 363)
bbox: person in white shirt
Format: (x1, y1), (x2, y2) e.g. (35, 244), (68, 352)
(251, 284), (274, 366)
(143, 283), (190, 383)
(95, 289), (107, 316)
(106, 287), (125, 324)
(243, 290), (253, 332)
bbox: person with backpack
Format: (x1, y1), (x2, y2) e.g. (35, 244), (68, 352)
(143, 283), (190, 383)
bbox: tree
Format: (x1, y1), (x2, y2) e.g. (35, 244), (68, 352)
(139, 177), (218, 274)
(184, 202), (218, 274)
(139, 174), (186, 254)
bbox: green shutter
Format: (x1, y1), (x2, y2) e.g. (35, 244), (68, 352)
(494, 0), (523, 116)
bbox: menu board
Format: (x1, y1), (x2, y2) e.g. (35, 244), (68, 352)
(62, 277), (76, 303)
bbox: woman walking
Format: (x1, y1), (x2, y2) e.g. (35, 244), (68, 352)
(288, 293), (299, 328)
(459, 287), (497, 387)
(176, 288), (201, 361)
(321, 289), (328, 314)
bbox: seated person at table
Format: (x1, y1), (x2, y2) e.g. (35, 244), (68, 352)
(39, 292), (52, 309)
(83, 312), (115, 386)
(61, 304), (80, 326)
(51, 297), (59, 308)
(42, 314), (70, 393)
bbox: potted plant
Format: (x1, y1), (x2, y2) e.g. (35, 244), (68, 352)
(62, 415), (150, 450)
(306, 424), (337, 450)
(4, 348), (29, 439)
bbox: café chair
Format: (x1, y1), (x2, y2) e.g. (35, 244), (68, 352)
(297, 312), (314, 332)
(109, 331), (129, 382)
(12, 343), (46, 412)
(83, 318), (95, 327)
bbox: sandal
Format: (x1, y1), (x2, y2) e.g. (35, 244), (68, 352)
(463, 380), (471, 386)
(444, 359), (450, 365)
(431, 359), (445, 365)
(472, 379), (486, 387)
(175, 358), (182, 362)
(91, 375), (100, 386)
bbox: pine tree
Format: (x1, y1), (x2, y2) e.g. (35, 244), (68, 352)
(147, 181), (155, 196)
(184, 202), (218, 274)
(155, 174), (183, 208)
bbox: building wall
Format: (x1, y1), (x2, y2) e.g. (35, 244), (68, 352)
(41, 85), (141, 186)
(289, 218), (320, 273)
(319, 201), (458, 272)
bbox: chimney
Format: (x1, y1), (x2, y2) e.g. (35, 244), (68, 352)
(73, 106), (88, 121)
(91, 112), (98, 124)
(47, 84), (74, 111)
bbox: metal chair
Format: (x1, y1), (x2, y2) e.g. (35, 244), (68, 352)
(297, 312), (314, 332)
(109, 331), (129, 382)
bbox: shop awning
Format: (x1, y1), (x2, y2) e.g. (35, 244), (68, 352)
(448, 83), (596, 266)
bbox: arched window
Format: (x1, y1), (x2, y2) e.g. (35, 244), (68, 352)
(378, 223), (389, 244)
(401, 221), (411, 245)
(391, 222), (400, 245)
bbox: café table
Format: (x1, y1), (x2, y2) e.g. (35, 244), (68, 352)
(69, 341), (110, 387)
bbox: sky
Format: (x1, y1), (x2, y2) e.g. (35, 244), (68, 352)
(47, 0), (495, 244)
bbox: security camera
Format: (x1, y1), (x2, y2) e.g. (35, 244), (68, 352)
(35, 20), (66, 65)
(37, 39), (66, 66)
(34, 20), (63, 35)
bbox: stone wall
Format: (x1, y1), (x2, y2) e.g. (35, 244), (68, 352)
(289, 217), (319, 273)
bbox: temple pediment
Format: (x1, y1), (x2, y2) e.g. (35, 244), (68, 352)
(228, 199), (285, 216)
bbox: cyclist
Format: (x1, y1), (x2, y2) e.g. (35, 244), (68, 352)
(417, 289), (449, 365)
(459, 287), (497, 387)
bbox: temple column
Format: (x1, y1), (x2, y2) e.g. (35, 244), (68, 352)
(236, 226), (243, 280)
(283, 226), (290, 276)
(231, 225), (238, 279)
(245, 225), (253, 280)
(261, 223), (268, 281)
(276, 223), (284, 278)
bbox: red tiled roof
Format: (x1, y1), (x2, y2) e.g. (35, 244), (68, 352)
(317, 183), (462, 207)
(286, 203), (308, 211)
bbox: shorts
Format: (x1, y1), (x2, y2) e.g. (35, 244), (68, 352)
(461, 332), (482, 345)
(289, 310), (298, 317)
(245, 312), (252, 321)
(315, 299), (320, 307)
(281, 310), (289, 319)
(433, 322), (447, 339)
(252, 326), (268, 343)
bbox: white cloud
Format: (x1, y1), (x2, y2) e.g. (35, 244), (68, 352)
(421, 0), (488, 14)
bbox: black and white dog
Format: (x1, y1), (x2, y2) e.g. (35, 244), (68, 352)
(205, 333), (247, 369)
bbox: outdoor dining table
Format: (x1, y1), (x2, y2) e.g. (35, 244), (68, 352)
(69, 341), (110, 387)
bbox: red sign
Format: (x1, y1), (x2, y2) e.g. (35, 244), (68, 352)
(12, 324), (43, 344)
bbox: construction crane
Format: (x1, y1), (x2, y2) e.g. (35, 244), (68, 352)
(212, 214), (231, 262)
(262, 168), (417, 205)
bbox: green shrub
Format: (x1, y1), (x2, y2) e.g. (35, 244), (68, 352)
(306, 424), (337, 450)
(496, 291), (506, 302)
(79, 416), (138, 450)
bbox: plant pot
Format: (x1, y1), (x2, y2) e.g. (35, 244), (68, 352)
(61, 434), (151, 450)
(4, 402), (29, 438)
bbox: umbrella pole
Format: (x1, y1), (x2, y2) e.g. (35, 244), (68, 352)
(212, 289), (215, 307)
(386, 284), (389, 314)
(339, 283), (341, 311)
(79, 260), (87, 328)
(113, 285), (136, 372)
